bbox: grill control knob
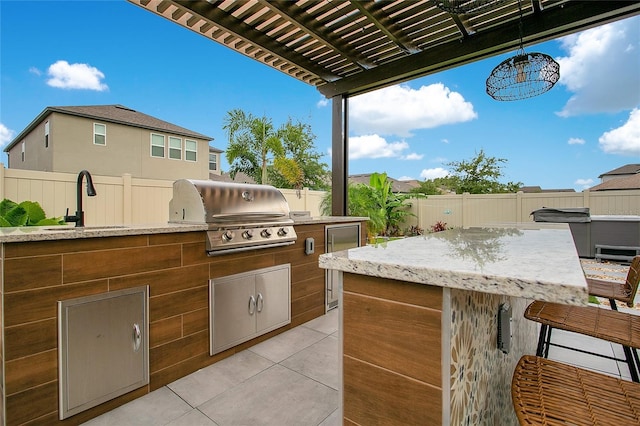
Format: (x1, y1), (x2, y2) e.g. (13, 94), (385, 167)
(277, 227), (289, 237)
(261, 228), (273, 238)
(222, 230), (234, 241)
(242, 230), (254, 240)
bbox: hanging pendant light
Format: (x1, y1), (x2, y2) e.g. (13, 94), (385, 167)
(435, 0), (508, 14)
(485, 0), (560, 101)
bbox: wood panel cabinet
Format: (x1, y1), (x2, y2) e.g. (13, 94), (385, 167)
(210, 264), (291, 354)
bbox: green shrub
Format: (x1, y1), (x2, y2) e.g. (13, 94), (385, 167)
(0, 199), (64, 227)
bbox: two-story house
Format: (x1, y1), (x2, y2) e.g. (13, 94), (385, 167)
(4, 104), (222, 181)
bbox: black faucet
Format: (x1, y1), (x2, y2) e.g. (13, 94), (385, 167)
(64, 170), (97, 227)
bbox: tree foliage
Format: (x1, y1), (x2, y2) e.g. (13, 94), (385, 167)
(411, 149), (522, 195)
(321, 172), (415, 237)
(268, 119), (330, 191)
(223, 109), (283, 184)
(223, 110), (329, 189)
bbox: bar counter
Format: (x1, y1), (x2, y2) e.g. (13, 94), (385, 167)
(319, 223), (588, 425)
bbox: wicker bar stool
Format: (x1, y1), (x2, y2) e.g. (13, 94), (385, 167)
(587, 255), (640, 310)
(512, 355), (640, 425)
(524, 300), (640, 382)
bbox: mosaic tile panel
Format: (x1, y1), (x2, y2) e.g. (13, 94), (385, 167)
(449, 289), (537, 425)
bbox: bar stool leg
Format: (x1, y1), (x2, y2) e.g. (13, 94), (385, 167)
(536, 324), (548, 357)
(622, 345), (639, 382)
(543, 326), (553, 358)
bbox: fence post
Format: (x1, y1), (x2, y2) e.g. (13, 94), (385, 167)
(583, 190), (590, 211)
(0, 163), (5, 201)
(462, 192), (469, 228)
(516, 191), (523, 223)
(122, 173), (132, 225)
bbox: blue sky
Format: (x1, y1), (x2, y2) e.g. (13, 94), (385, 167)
(1, 1), (638, 191)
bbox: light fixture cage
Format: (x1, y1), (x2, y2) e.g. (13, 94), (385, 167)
(434, 0), (509, 14)
(486, 51), (560, 101)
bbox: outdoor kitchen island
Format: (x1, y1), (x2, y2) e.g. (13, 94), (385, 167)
(0, 216), (365, 425)
(319, 223), (589, 426)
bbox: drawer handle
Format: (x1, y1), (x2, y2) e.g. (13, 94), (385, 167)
(257, 293), (264, 313)
(132, 323), (141, 352)
(249, 295), (256, 315)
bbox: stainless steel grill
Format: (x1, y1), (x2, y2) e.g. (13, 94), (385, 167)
(169, 179), (297, 255)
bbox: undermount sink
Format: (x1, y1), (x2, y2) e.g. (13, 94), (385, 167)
(45, 225), (129, 231)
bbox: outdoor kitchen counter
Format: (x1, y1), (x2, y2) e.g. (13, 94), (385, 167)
(0, 216), (368, 425)
(319, 222), (588, 305)
(0, 216), (368, 243)
(319, 223), (588, 426)
(0, 223), (207, 242)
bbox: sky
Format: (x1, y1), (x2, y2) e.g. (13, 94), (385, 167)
(1, 1), (639, 192)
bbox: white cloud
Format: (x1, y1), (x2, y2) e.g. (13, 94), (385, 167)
(29, 67), (42, 76)
(568, 137), (585, 145)
(441, 138), (450, 144)
(46, 60), (108, 91)
(402, 153), (423, 160)
(347, 134), (409, 159)
(556, 17), (640, 117)
(317, 97), (329, 108)
(349, 83), (477, 137)
(0, 124), (15, 149)
(598, 108), (640, 156)
(575, 178), (594, 190)
(397, 176), (415, 181)
(420, 167), (449, 180)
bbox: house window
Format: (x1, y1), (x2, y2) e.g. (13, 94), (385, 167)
(185, 140), (197, 162)
(209, 152), (217, 171)
(44, 121), (49, 148)
(151, 134), (165, 158)
(94, 123), (106, 145)
(21, 141), (25, 162)
(169, 137), (182, 160)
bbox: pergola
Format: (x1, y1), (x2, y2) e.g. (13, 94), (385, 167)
(127, 0), (640, 214)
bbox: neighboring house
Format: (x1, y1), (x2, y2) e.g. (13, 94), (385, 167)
(589, 164), (640, 191)
(5, 104), (222, 181)
(597, 164), (640, 183)
(590, 174), (640, 191)
(209, 146), (223, 176)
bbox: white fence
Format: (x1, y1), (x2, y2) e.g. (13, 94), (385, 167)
(0, 166), (327, 225)
(0, 166), (637, 228)
(405, 190), (640, 231)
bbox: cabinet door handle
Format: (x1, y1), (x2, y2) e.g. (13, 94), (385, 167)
(256, 293), (264, 313)
(132, 323), (141, 352)
(248, 295), (256, 315)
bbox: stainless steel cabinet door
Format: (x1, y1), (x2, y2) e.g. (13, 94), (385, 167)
(256, 266), (291, 333)
(212, 274), (256, 352)
(59, 286), (149, 420)
(210, 264), (291, 355)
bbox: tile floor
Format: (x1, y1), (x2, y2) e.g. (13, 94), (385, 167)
(83, 260), (637, 426)
(83, 309), (341, 426)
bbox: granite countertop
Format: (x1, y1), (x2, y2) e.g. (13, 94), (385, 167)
(319, 223), (588, 305)
(291, 216), (368, 225)
(0, 223), (208, 243)
(0, 216), (367, 243)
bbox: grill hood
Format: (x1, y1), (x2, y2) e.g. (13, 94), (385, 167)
(169, 179), (297, 255)
(169, 179), (292, 226)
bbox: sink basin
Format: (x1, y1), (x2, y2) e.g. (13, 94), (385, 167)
(45, 225), (128, 231)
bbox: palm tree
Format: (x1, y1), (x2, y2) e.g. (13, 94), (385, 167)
(222, 109), (283, 184)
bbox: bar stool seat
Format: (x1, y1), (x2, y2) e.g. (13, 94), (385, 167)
(524, 300), (640, 381)
(512, 355), (640, 425)
(587, 255), (640, 310)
